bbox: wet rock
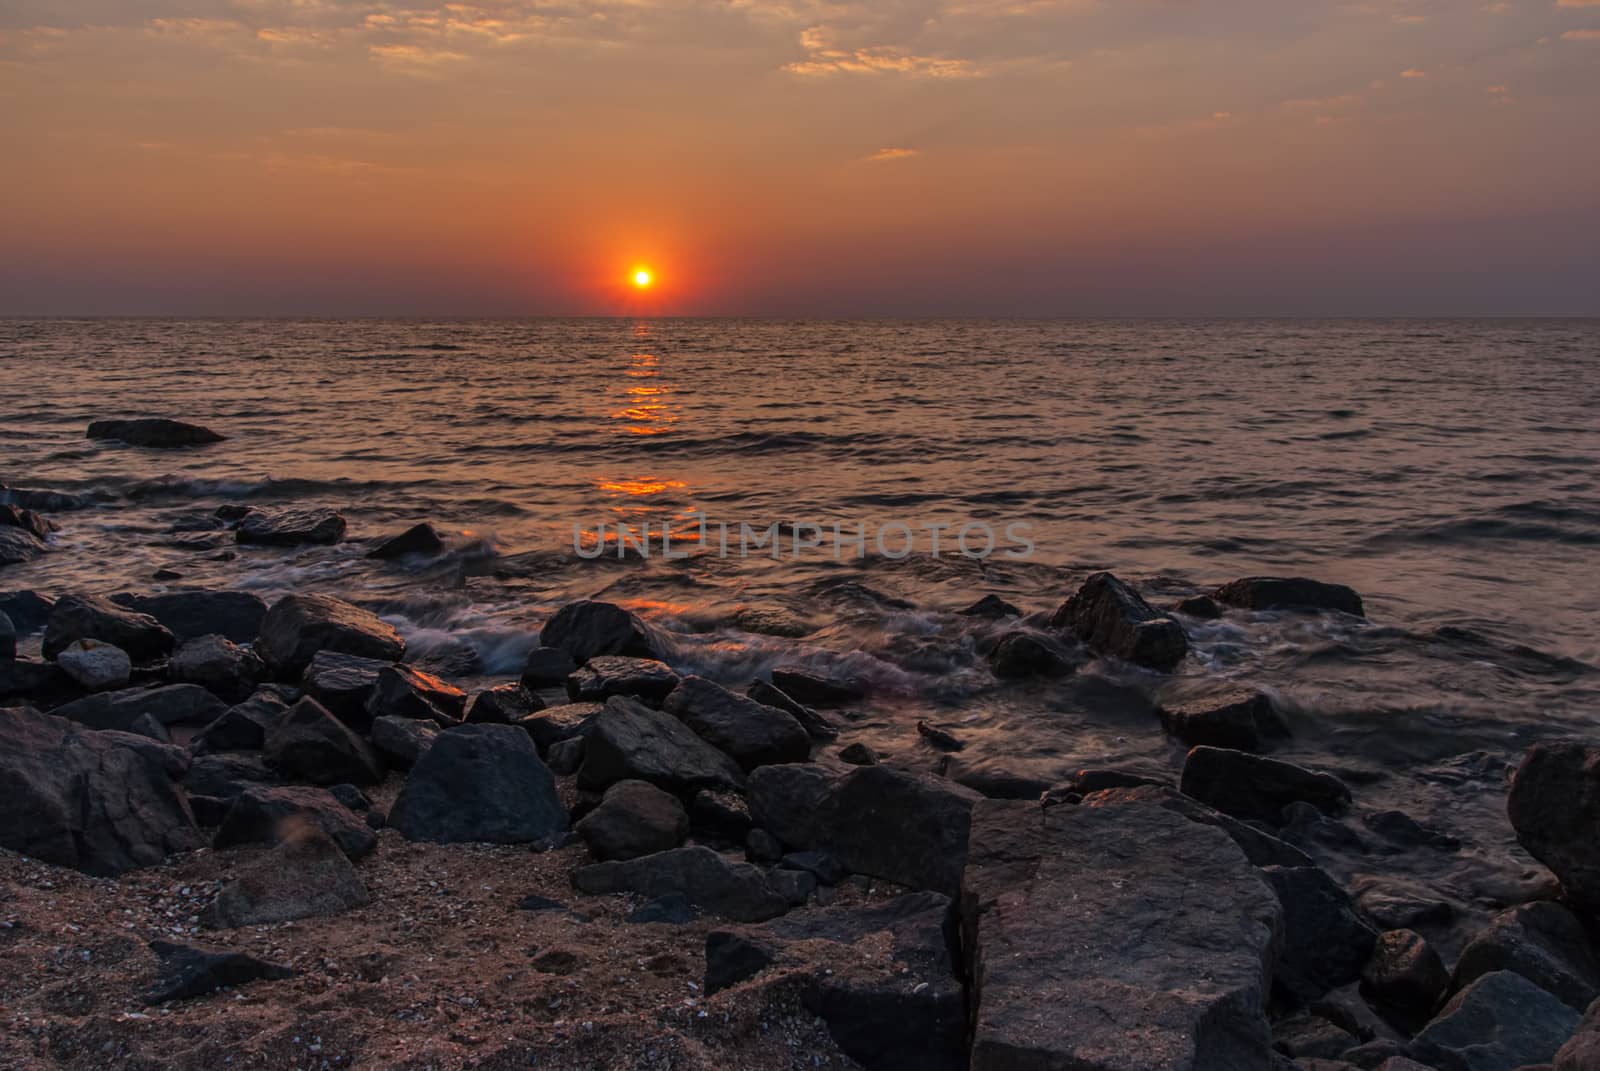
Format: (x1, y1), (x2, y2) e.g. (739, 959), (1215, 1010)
(1555, 998), (1600, 1071)
(1364, 810), (1461, 852)
(183, 753), (282, 800)
(770, 666), (865, 707)
(1080, 784), (1314, 868)
(202, 828), (370, 928)
(370, 715), (439, 768)
(573, 845), (790, 922)
(1181, 746), (1352, 823)
(263, 697), (384, 786)
(521, 645), (579, 688)
(1175, 594), (1223, 619)
(1363, 929), (1450, 1027)
(143, 940), (294, 1004)
(962, 798), (1282, 1071)
(169, 633), (264, 702)
(747, 679), (839, 740)
(366, 522), (445, 559)
(567, 655), (680, 704)
(916, 720), (965, 752)
(255, 593), (405, 678)
(214, 785), (378, 860)
(1409, 970), (1579, 1071)
(466, 682), (544, 724)
(0, 503), (52, 541)
(0, 609), (14, 660)
(1507, 741), (1600, 912)
(540, 599), (663, 662)
(110, 590), (267, 644)
(662, 675), (810, 770)
(988, 630), (1077, 678)
(1266, 865), (1380, 1005)
(1048, 570), (1189, 671)
(56, 638), (132, 691)
(1452, 902), (1600, 1012)
(0, 590), (54, 635)
(1212, 576), (1365, 617)
(43, 593), (175, 662)
(575, 780), (689, 861)
(1158, 687), (1284, 751)
(1073, 768), (1170, 794)
(960, 594), (1022, 618)
(86, 417), (225, 447)
(367, 663), (465, 725)
(576, 695), (745, 795)
(191, 690), (289, 754)
(689, 788), (753, 842)
(389, 723), (567, 844)
(53, 683), (228, 732)
(730, 604), (815, 637)
(839, 742), (879, 766)
(300, 649), (390, 725)
(513, 701), (601, 753)
(235, 507), (346, 546)
(0, 526), (46, 566)
(1353, 877), (1456, 931)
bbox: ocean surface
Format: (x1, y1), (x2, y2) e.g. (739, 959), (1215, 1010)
(2, 318), (1597, 860)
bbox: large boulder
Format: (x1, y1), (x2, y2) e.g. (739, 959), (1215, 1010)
(962, 798), (1282, 1070)
(1080, 784), (1313, 867)
(255, 593), (404, 678)
(190, 690), (289, 754)
(52, 683), (228, 732)
(1212, 576), (1365, 616)
(1265, 865), (1380, 1005)
(43, 593), (174, 661)
(1453, 902), (1600, 1012)
(662, 676), (810, 770)
(575, 780), (689, 861)
(1180, 746), (1351, 823)
(213, 785), (377, 860)
(541, 599), (664, 662)
(110, 590), (267, 644)
(202, 828), (369, 928)
(169, 634), (264, 702)
(572, 845), (791, 922)
(86, 417), (225, 447)
(263, 697), (384, 786)
(566, 655), (679, 705)
(576, 695), (745, 796)
(301, 649), (389, 724)
(388, 723), (567, 844)
(1157, 687), (1284, 752)
(367, 663), (465, 725)
(466, 683), (544, 724)
(1048, 571), (1188, 670)
(0, 706), (202, 875)
(1507, 740), (1600, 912)
(236, 507), (346, 546)
(1409, 970), (1579, 1071)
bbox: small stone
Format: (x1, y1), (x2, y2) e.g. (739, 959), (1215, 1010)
(838, 742), (879, 766)
(366, 522), (445, 559)
(56, 638), (132, 691)
(143, 940), (293, 1004)
(1362, 929), (1450, 1026)
(575, 780), (689, 862)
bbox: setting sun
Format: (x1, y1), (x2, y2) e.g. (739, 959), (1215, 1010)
(633, 269), (653, 288)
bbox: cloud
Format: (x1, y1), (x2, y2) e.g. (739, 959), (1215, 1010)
(785, 46), (984, 78)
(1400, 67), (1427, 77)
(864, 147), (921, 161)
(1561, 27), (1600, 37)
(1556, 0), (1600, 7)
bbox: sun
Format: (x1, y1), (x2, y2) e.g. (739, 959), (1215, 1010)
(632, 268), (653, 289)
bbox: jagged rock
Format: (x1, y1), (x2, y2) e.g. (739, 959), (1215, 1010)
(43, 594), (174, 661)
(235, 507), (346, 546)
(0, 706), (202, 875)
(56, 638), (132, 691)
(540, 599), (663, 662)
(86, 417), (225, 447)
(1273, 1012), (1360, 1060)
(575, 780), (689, 861)
(690, 788), (753, 841)
(546, 736), (584, 775)
(989, 631), (1077, 678)
(747, 679), (839, 740)
(513, 701), (601, 753)
(566, 655), (679, 704)
(169, 633), (264, 701)
(770, 666), (864, 707)
(389, 724), (567, 844)
(960, 594), (1022, 618)
(0, 526), (46, 565)
(521, 645), (578, 688)
(0, 503), (52, 541)
(183, 752), (282, 800)
(466, 682), (544, 724)
(1080, 784), (1313, 867)
(202, 828), (369, 928)
(255, 593), (404, 678)
(1048, 571), (1188, 670)
(1266, 865), (1380, 1004)
(143, 940), (294, 1003)
(962, 798), (1282, 1071)
(299, 649), (390, 724)
(1158, 687), (1284, 751)
(1212, 576), (1365, 616)
(1453, 902), (1600, 1012)
(576, 696), (745, 795)
(52, 683), (228, 732)
(662, 676), (810, 770)
(1555, 997), (1600, 1071)
(1409, 970), (1579, 1071)
(0, 590), (55, 635)
(1363, 930), (1450, 1027)
(1507, 741), (1600, 912)
(839, 742), (878, 766)
(129, 712), (171, 743)
(214, 785), (377, 860)
(369, 715), (439, 768)
(1175, 594), (1223, 619)
(110, 590), (267, 644)
(366, 522), (444, 559)
(263, 697), (384, 786)
(1353, 877), (1456, 931)
(191, 691), (289, 754)
(367, 663), (465, 725)
(573, 845), (790, 922)
(1181, 746), (1351, 823)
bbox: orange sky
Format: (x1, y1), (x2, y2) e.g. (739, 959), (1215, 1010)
(2, 0), (1597, 315)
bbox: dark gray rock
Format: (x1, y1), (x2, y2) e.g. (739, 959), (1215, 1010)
(576, 696), (745, 795)
(367, 663), (465, 725)
(183, 752), (282, 800)
(465, 683), (544, 724)
(780, 851), (847, 885)
(747, 679), (839, 740)
(236, 507), (346, 546)
(366, 522), (444, 559)
(1266, 865), (1380, 1005)
(626, 894), (699, 925)
(202, 828), (369, 929)
(128, 711), (172, 743)
(214, 785), (377, 860)
(839, 742), (878, 766)
(962, 798), (1282, 1071)
(573, 845), (790, 922)
(1363, 929), (1450, 1028)
(389, 723), (567, 844)
(191, 794), (231, 827)
(770, 666), (864, 707)
(191, 691), (288, 754)
(87, 418), (225, 447)
(540, 599), (663, 662)
(143, 940), (293, 1004)
(989, 631), (1077, 678)
(513, 701), (601, 753)
(263, 697), (384, 786)
(1080, 784), (1314, 867)
(566, 655), (679, 704)
(546, 735), (584, 775)
(0, 609), (15, 661)
(1353, 877), (1457, 932)
(52, 683), (228, 732)
(1175, 594), (1223, 619)
(960, 594), (1021, 618)
(662, 675), (810, 770)
(0, 503), (52, 541)
(1555, 997), (1600, 1071)
(1047, 571), (1188, 671)
(1213, 576), (1365, 616)
(575, 780), (689, 861)
(0, 657), (77, 705)
(766, 868), (813, 904)
(1409, 970), (1579, 1071)
(1273, 1013), (1361, 1060)
(0, 526), (46, 566)
(690, 788), (753, 842)
(1507, 741), (1600, 912)
(1181, 746), (1352, 823)
(1453, 902), (1600, 1012)
(521, 645), (578, 688)
(0, 590), (54, 635)
(369, 715), (439, 769)
(255, 593), (405, 678)
(43, 593), (174, 661)
(1158, 687), (1283, 751)
(299, 649), (390, 724)
(110, 590), (267, 644)
(1364, 810), (1461, 851)
(56, 638), (132, 691)
(169, 633), (264, 702)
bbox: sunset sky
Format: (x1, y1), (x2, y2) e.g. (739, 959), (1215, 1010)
(3, 0), (1597, 316)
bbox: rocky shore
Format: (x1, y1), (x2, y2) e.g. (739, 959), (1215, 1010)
(2, 471), (1599, 1071)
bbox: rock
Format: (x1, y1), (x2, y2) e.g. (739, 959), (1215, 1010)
(55, 638), (132, 691)
(366, 522), (445, 559)
(0, 526), (46, 566)
(917, 720), (965, 752)
(1175, 594), (1223, 619)
(839, 742), (879, 766)
(661, 676), (810, 770)
(1213, 576), (1365, 616)
(513, 701), (601, 753)
(0, 706), (203, 875)
(746, 828), (783, 862)
(0, 590), (55, 634)
(770, 666), (865, 707)
(183, 753), (282, 800)
(169, 633), (264, 701)
(129, 712), (172, 743)
(110, 590), (267, 644)
(1364, 810), (1461, 851)
(1453, 902), (1600, 1012)
(0, 657), (74, 704)
(1354, 877), (1457, 931)
(1409, 971), (1579, 1071)
(1274, 1013), (1361, 1060)
(256, 593), (405, 678)
(627, 894), (699, 925)
(690, 788), (753, 842)
(521, 645), (578, 688)
(263, 697), (384, 786)
(576, 780), (689, 861)
(86, 417), (225, 447)
(466, 683), (544, 724)
(202, 828), (370, 928)
(989, 631), (1077, 678)
(1507, 741), (1600, 912)
(1363, 929), (1450, 1027)
(1266, 865), (1380, 1005)
(1555, 997), (1600, 1071)
(0, 503), (52, 541)
(1158, 687), (1283, 751)
(1181, 746), (1352, 823)
(540, 599), (663, 662)
(1048, 571), (1189, 670)
(772, 869), (814, 905)
(546, 736), (584, 775)
(52, 683), (228, 732)
(193, 795), (232, 827)
(959, 594), (1022, 618)
(235, 507), (346, 546)
(576, 696), (745, 795)
(573, 845), (790, 922)
(369, 715), (439, 768)
(962, 798), (1282, 1071)
(747, 679), (839, 740)
(567, 655), (680, 704)
(780, 850), (847, 885)
(516, 893), (568, 912)
(300, 649), (390, 725)
(43, 593), (174, 661)
(367, 663), (465, 725)
(389, 723), (567, 844)
(214, 785), (378, 860)
(704, 892), (966, 1070)
(1080, 784), (1314, 868)
(191, 691), (289, 754)
(0, 609), (14, 660)
(143, 940), (294, 1003)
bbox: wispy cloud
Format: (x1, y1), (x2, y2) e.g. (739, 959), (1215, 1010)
(864, 147), (922, 162)
(1561, 27), (1600, 37)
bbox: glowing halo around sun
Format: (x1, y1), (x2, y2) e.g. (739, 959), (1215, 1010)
(632, 268), (653, 289)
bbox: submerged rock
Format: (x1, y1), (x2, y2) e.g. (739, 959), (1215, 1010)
(86, 417), (225, 447)
(1180, 746), (1351, 823)
(235, 507), (346, 546)
(662, 675), (810, 770)
(746, 679), (839, 740)
(366, 522), (445, 559)
(56, 638), (132, 691)
(1507, 740), (1600, 912)
(1212, 576), (1365, 616)
(575, 779), (689, 861)
(770, 666), (865, 707)
(540, 599), (663, 662)
(43, 593), (175, 662)
(0, 526), (47, 566)
(1409, 970), (1579, 1071)
(573, 845), (790, 922)
(1048, 571), (1188, 671)
(566, 655), (679, 705)
(263, 697), (384, 786)
(255, 593), (405, 678)
(143, 940), (294, 1004)
(1157, 687), (1283, 751)
(388, 723), (567, 844)
(202, 828), (369, 928)
(959, 594), (1022, 618)
(576, 696), (745, 795)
